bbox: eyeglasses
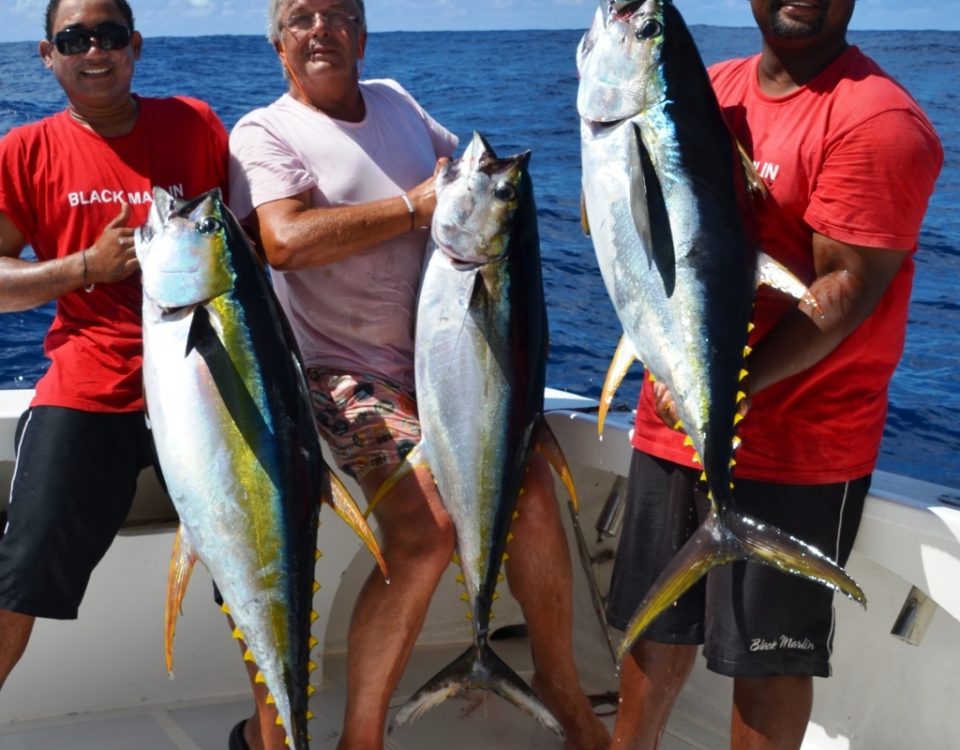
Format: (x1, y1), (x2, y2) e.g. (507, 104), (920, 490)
(53, 22), (131, 56)
(283, 10), (359, 33)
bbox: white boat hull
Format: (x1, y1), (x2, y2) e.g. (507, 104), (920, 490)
(1, 387), (959, 748)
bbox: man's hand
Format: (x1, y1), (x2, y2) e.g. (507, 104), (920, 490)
(84, 203), (139, 285)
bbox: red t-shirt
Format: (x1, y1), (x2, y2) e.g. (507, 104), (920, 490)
(0, 96), (228, 412)
(631, 46), (943, 484)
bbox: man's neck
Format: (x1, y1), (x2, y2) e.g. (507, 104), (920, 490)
(757, 38), (849, 97)
(68, 95), (140, 137)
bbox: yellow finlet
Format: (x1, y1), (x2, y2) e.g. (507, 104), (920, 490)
(312, 581), (320, 593)
(310, 610), (319, 624)
(242, 649), (254, 662)
(315, 548), (323, 561)
(308, 660), (318, 674)
(266, 694), (275, 705)
(743, 345), (753, 357)
(231, 628), (243, 640)
(255, 671), (266, 685)
(309, 635), (319, 650)
(739, 369), (749, 382)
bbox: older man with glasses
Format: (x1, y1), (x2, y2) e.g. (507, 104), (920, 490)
(0, 0), (228, 707)
(227, 1), (611, 749)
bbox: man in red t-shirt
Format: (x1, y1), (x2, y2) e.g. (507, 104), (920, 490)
(0, 0), (227, 696)
(606, 1), (943, 748)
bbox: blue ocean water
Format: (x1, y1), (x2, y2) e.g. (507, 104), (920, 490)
(0, 27), (957, 488)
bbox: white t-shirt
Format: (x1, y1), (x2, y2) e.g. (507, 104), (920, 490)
(229, 79), (458, 391)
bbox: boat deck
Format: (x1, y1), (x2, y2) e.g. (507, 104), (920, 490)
(0, 638), (709, 750)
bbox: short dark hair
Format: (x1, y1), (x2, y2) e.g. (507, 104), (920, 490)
(45, 0), (136, 40)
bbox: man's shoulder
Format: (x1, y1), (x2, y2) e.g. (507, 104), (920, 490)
(708, 55), (756, 85)
(139, 95), (217, 121)
(1, 111), (67, 145)
(828, 47), (923, 113)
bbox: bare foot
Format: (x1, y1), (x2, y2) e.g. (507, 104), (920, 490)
(532, 673), (611, 750)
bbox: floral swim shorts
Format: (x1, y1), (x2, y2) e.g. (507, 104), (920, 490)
(306, 367), (421, 481)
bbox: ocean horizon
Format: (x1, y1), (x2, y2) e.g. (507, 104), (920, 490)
(1, 26), (958, 488)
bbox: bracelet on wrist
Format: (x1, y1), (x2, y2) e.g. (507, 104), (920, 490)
(81, 250), (95, 293)
(399, 193), (416, 231)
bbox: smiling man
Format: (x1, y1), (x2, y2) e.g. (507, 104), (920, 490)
(0, 0), (227, 705)
(607, 1), (942, 748)
(227, 1), (610, 749)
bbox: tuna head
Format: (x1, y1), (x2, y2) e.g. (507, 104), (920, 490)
(432, 131), (531, 267)
(577, 0), (668, 123)
(135, 187), (235, 311)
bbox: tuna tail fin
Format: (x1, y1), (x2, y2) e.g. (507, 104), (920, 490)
(325, 470), (389, 582)
(164, 524), (200, 675)
(598, 333), (637, 437)
(616, 506), (866, 664)
(388, 643), (563, 738)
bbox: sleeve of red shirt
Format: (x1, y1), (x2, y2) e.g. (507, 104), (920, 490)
(805, 108), (943, 251)
(0, 128), (36, 241)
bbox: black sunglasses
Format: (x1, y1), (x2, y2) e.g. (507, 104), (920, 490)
(53, 22), (131, 56)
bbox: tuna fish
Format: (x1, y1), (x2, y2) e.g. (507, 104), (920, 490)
(135, 188), (385, 749)
(381, 133), (570, 735)
(577, 0), (866, 661)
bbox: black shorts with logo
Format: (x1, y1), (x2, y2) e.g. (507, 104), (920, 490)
(0, 407), (158, 619)
(605, 450), (869, 678)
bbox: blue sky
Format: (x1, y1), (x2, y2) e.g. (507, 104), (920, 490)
(2, 0), (959, 42)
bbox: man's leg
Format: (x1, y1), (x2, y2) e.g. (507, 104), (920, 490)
(337, 464), (455, 750)
(505, 454), (610, 750)
(0, 609), (34, 690)
(731, 675), (812, 750)
(227, 612), (288, 750)
(611, 639), (697, 749)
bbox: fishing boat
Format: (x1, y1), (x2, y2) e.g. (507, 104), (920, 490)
(1, 384), (958, 749)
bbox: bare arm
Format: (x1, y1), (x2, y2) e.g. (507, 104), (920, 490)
(744, 232), (908, 396)
(255, 161), (444, 272)
(651, 233), (909, 427)
(0, 205), (138, 312)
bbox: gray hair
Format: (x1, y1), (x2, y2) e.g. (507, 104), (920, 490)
(267, 0), (366, 44)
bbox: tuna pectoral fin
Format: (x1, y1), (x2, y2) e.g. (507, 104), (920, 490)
(535, 417), (579, 511)
(326, 471), (389, 581)
(632, 122), (675, 297)
(598, 333), (637, 437)
(388, 643), (563, 738)
(756, 251), (821, 314)
(616, 507), (866, 664)
(164, 524), (199, 675)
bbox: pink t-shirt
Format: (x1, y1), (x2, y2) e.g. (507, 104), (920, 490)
(228, 80), (458, 392)
(631, 47), (943, 484)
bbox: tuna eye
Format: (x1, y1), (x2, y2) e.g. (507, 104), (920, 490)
(493, 181), (517, 202)
(196, 217), (222, 236)
(636, 19), (662, 40)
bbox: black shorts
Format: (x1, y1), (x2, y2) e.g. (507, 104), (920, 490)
(0, 406), (158, 619)
(605, 450), (868, 678)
